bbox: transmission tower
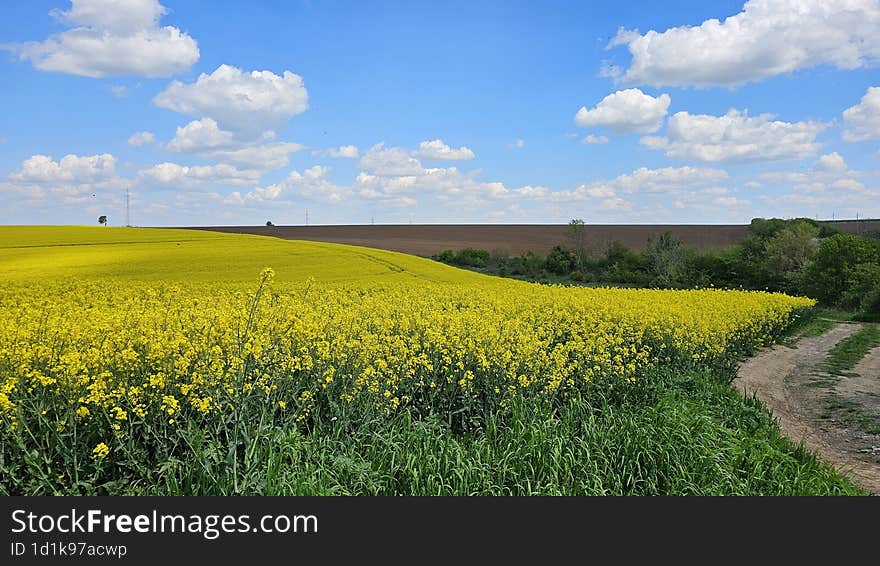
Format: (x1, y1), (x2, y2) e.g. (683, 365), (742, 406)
(125, 189), (131, 227)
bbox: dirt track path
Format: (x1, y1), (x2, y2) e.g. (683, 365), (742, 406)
(734, 324), (880, 494)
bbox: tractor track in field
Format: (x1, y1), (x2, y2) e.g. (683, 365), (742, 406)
(734, 323), (880, 494)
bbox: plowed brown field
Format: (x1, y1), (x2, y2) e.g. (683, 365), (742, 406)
(179, 221), (878, 256)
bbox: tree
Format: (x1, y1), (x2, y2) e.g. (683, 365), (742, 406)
(544, 245), (578, 275)
(764, 221), (819, 274)
(804, 234), (880, 306)
(98, 215), (107, 226)
(266, 220), (274, 226)
(565, 218), (588, 267)
(645, 232), (690, 288)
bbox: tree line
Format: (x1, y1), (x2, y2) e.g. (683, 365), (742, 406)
(432, 218), (880, 320)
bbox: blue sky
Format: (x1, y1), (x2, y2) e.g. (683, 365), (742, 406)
(1, 0), (878, 226)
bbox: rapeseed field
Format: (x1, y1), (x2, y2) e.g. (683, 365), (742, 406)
(4, 227), (854, 495)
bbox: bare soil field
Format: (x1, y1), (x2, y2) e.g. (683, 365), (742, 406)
(180, 221), (879, 257)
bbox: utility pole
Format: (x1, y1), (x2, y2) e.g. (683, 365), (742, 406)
(305, 209), (310, 226)
(125, 189), (131, 227)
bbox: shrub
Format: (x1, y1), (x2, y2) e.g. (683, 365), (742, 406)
(544, 245), (578, 275)
(803, 234), (880, 306)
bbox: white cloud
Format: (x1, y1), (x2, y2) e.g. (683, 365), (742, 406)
(715, 197), (750, 207)
(761, 171), (810, 184)
(702, 187), (730, 195)
(548, 165), (727, 204)
(17, 0), (199, 78)
(359, 143), (424, 176)
(582, 185), (617, 198)
(608, 0), (880, 87)
(582, 135), (609, 144)
(512, 139), (525, 148)
(207, 142), (304, 171)
(614, 166), (728, 193)
(139, 162), (260, 186)
(817, 152), (847, 171)
(575, 89), (670, 134)
(842, 86), (880, 142)
(413, 139), (475, 161)
(10, 153), (116, 183)
(127, 131), (155, 146)
(642, 109), (826, 162)
(153, 64), (308, 135)
(163, 118), (303, 170)
(166, 118), (234, 152)
(831, 178), (866, 191)
(110, 85), (128, 98)
(760, 152), (867, 194)
(239, 165), (350, 204)
(327, 145), (359, 158)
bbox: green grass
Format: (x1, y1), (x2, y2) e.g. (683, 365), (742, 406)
(815, 309), (859, 322)
(3, 368), (861, 496)
(823, 324), (880, 376)
(796, 318), (838, 339)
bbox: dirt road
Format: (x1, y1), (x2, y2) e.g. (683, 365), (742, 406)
(734, 324), (880, 493)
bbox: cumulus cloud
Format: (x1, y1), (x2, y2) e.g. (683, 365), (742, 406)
(10, 153), (116, 183)
(759, 152), (866, 194)
(817, 152), (848, 172)
(582, 135), (609, 144)
(842, 86), (880, 142)
(574, 89), (670, 134)
(139, 162), (260, 186)
(413, 139), (475, 161)
(166, 118), (234, 152)
(608, 0), (880, 87)
(551, 165), (727, 203)
(127, 131), (155, 146)
(16, 0), (199, 78)
(206, 142), (304, 171)
(613, 166), (728, 193)
(359, 143), (424, 176)
(714, 196), (750, 207)
(327, 145), (359, 158)
(236, 165), (350, 204)
(153, 64), (308, 135)
(641, 109), (826, 162)
(163, 117), (302, 170)
(831, 178), (866, 191)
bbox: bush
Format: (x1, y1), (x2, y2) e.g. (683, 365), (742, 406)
(435, 250), (456, 264)
(646, 232), (692, 288)
(544, 245), (578, 275)
(803, 234), (880, 306)
(433, 248), (492, 268)
(843, 263), (880, 313)
(508, 252), (544, 278)
(453, 248), (491, 267)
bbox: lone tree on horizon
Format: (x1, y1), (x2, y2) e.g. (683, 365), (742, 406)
(566, 218), (588, 267)
(98, 215), (108, 226)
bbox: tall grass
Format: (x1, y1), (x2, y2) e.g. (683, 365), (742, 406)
(2, 367), (861, 496)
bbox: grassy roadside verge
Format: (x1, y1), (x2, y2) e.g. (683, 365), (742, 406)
(4, 364), (862, 496)
(823, 324), (880, 376)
